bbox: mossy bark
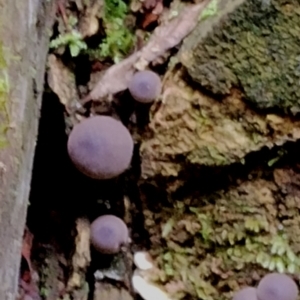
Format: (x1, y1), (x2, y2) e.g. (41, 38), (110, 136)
(0, 1), (55, 299)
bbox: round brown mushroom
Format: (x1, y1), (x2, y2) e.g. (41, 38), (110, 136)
(90, 215), (129, 254)
(233, 287), (258, 300)
(67, 116), (134, 179)
(128, 70), (162, 103)
(257, 273), (298, 300)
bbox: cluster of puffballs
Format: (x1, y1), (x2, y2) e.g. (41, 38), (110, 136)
(233, 273), (299, 300)
(65, 69), (300, 299)
(67, 70), (161, 254)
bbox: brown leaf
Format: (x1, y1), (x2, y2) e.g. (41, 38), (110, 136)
(142, 12), (159, 29)
(19, 228), (41, 300)
(142, 0), (163, 28)
(22, 227), (33, 274)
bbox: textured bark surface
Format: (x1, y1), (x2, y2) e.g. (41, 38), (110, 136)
(0, 1), (55, 299)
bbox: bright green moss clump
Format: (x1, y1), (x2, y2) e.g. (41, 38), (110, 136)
(183, 0), (300, 111)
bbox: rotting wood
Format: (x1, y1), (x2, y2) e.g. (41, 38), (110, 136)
(0, 0), (55, 299)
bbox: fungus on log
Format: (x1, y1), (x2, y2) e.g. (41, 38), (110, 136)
(233, 287), (258, 300)
(90, 215), (129, 254)
(257, 273), (298, 300)
(128, 70), (162, 103)
(67, 116), (134, 180)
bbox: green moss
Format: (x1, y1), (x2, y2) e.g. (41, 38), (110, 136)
(144, 176), (300, 300)
(183, 0), (300, 111)
(0, 43), (7, 68)
(87, 0), (135, 63)
(0, 43), (10, 149)
(50, 30), (88, 57)
(49, 15), (89, 57)
(87, 24), (134, 63)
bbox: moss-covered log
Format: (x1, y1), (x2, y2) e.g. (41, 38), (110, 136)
(141, 164), (300, 300)
(141, 0), (300, 178)
(182, 0), (300, 111)
(138, 0), (300, 299)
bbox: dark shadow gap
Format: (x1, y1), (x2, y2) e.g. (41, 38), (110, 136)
(26, 88), (145, 299)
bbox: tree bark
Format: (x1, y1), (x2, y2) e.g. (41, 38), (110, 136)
(0, 1), (55, 299)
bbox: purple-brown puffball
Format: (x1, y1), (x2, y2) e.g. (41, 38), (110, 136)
(90, 215), (129, 254)
(233, 287), (258, 300)
(128, 70), (162, 103)
(67, 116), (134, 180)
(257, 273), (298, 300)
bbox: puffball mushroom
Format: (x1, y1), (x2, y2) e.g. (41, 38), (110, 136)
(67, 116), (134, 179)
(128, 70), (162, 103)
(257, 273), (298, 300)
(233, 287), (258, 300)
(90, 215), (129, 254)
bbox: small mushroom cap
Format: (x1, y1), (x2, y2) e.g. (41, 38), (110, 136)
(233, 287), (258, 300)
(67, 116), (134, 179)
(128, 70), (162, 103)
(90, 215), (129, 254)
(257, 273), (298, 300)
